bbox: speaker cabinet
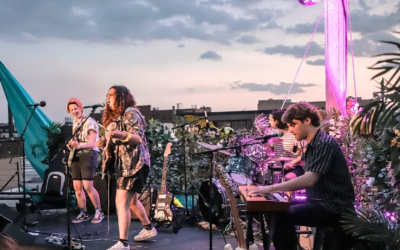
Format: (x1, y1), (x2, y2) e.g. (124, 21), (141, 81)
(0, 204), (21, 224)
(0, 204), (34, 245)
(86, 174), (116, 215)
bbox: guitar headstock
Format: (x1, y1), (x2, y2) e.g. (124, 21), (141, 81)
(164, 142), (172, 157)
(215, 165), (232, 190)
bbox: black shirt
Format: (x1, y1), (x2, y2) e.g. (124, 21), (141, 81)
(304, 129), (355, 213)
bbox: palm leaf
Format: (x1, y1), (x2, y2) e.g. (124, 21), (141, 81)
(369, 40), (400, 87)
(341, 209), (400, 249)
(350, 78), (400, 135)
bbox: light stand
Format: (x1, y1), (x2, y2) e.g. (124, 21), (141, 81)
(9, 105), (40, 230)
(50, 107), (99, 249)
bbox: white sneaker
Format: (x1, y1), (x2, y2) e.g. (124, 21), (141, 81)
(134, 227), (157, 241)
(91, 210), (105, 223)
(106, 241), (129, 250)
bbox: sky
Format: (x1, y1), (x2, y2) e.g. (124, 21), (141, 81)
(0, 0), (399, 124)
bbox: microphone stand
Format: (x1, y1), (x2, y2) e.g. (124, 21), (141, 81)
(50, 107), (99, 249)
(9, 105), (41, 230)
(171, 117), (205, 216)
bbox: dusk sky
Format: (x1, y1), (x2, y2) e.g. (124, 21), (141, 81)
(0, 0), (399, 124)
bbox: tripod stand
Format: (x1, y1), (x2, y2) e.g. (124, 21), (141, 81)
(171, 116), (205, 215)
(8, 105), (41, 230)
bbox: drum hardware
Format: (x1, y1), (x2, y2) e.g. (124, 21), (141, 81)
(197, 141), (233, 156)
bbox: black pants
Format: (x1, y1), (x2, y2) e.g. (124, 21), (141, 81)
(273, 201), (344, 250)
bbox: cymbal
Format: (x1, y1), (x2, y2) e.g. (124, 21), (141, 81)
(268, 137), (283, 143)
(240, 137), (263, 144)
(269, 157), (296, 162)
(196, 142), (233, 156)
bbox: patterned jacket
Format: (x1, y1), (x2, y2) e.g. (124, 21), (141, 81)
(105, 107), (150, 177)
(73, 113), (100, 151)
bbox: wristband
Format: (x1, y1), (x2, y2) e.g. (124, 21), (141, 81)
(120, 131), (131, 143)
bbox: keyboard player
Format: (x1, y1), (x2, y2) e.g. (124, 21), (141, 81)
(247, 102), (355, 250)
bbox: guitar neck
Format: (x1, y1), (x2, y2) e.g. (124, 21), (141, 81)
(160, 156), (168, 194)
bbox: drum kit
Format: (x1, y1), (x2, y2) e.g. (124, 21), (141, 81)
(195, 137), (298, 223)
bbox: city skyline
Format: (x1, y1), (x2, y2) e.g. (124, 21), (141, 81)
(0, 0), (399, 123)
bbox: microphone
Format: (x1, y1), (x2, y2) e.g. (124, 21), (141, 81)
(204, 110), (210, 130)
(83, 103), (105, 109)
(26, 101), (46, 107)
(255, 131), (284, 141)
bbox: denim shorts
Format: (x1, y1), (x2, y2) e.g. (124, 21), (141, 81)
(70, 150), (98, 181)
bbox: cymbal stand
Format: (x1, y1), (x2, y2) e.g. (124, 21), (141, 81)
(172, 117), (206, 215)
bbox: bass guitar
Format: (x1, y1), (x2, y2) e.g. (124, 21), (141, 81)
(154, 142), (174, 223)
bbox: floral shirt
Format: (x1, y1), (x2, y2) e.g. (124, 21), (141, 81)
(105, 107), (150, 177)
(73, 113), (99, 151)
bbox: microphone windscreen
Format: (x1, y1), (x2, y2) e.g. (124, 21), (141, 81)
(40, 101), (46, 107)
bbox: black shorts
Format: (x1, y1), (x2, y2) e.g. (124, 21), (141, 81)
(70, 150), (98, 181)
(116, 165), (149, 193)
(284, 165), (304, 177)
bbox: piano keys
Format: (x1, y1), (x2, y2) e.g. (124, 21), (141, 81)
(238, 185), (289, 213)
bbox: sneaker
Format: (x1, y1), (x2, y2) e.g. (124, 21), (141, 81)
(91, 210), (105, 224)
(134, 227), (157, 241)
(72, 212), (89, 224)
(106, 241), (129, 250)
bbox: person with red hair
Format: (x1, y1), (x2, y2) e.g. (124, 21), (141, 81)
(66, 98), (104, 224)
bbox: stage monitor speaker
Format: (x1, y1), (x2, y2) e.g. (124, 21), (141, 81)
(0, 221), (35, 245)
(0, 204), (21, 224)
(20, 244), (69, 250)
(86, 174), (116, 215)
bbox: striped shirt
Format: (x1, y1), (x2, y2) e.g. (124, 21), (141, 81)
(304, 129), (355, 214)
(272, 132), (300, 158)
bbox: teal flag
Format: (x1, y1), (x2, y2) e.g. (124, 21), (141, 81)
(0, 61), (51, 179)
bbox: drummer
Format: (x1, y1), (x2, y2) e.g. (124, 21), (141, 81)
(269, 109), (305, 181)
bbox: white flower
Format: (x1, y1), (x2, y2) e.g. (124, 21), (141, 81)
(329, 119), (335, 125)
(339, 115), (345, 121)
(170, 132), (176, 139)
(173, 138), (179, 143)
(366, 177), (375, 186)
(224, 127), (233, 134)
(329, 131), (335, 137)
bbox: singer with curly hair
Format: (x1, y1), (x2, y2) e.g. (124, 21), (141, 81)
(97, 86), (156, 250)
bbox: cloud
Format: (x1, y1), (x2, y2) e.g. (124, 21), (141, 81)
(235, 34), (260, 44)
(199, 50), (222, 61)
(232, 81), (318, 94)
(0, 0), (280, 45)
(177, 44), (185, 48)
(352, 31), (399, 57)
(263, 41), (324, 58)
(286, 2), (400, 35)
(306, 59), (325, 66)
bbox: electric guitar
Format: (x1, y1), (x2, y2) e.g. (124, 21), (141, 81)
(67, 145), (76, 167)
(154, 142), (174, 222)
(216, 165), (247, 250)
(101, 121), (118, 177)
